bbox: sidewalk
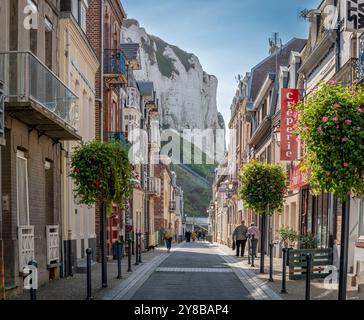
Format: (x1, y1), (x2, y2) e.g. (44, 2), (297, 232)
(10, 246), (167, 300)
(215, 242), (364, 300)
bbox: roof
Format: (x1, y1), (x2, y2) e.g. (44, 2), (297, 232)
(137, 81), (154, 97)
(250, 38), (307, 101)
(121, 43), (140, 61)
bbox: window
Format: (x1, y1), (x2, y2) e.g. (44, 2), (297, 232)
(359, 199), (364, 238)
(79, 0), (87, 32)
(16, 150), (30, 226)
(45, 17), (53, 69)
(72, 0), (79, 22)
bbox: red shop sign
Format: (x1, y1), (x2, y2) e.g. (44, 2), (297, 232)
(281, 89), (299, 161)
(289, 164), (308, 190)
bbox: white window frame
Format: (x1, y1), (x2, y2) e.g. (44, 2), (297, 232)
(359, 199), (364, 240)
(16, 150), (30, 227)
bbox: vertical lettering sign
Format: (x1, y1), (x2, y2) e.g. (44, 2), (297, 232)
(345, 0), (364, 32)
(280, 89), (299, 161)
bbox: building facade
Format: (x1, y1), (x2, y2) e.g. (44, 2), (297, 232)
(59, 0), (99, 275)
(0, 0), (80, 296)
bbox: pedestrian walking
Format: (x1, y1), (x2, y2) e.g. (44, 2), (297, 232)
(163, 223), (175, 253)
(232, 221), (248, 257)
(185, 230), (191, 242)
(247, 222), (260, 258)
(191, 231), (197, 241)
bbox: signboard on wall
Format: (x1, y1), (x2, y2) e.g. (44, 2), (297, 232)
(345, 0), (364, 32)
(289, 164), (308, 190)
(280, 89), (299, 161)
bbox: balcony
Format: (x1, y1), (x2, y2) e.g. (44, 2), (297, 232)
(0, 51), (80, 140)
(147, 177), (161, 196)
(104, 131), (129, 145)
(332, 58), (359, 86)
(104, 49), (127, 86)
(146, 99), (159, 116)
(169, 200), (176, 212)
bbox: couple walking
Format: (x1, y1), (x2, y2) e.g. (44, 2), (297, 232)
(232, 221), (259, 257)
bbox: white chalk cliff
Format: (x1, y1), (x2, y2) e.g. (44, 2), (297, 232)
(122, 19), (225, 131)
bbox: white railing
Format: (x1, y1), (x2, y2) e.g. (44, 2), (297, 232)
(18, 226), (35, 271)
(46, 225), (59, 266)
(147, 177), (161, 196)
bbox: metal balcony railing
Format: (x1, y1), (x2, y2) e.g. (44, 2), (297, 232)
(0, 51), (78, 131)
(332, 58), (359, 85)
(169, 200), (176, 212)
(104, 49), (127, 82)
(147, 177), (161, 196)
(104, 131), (129, 145)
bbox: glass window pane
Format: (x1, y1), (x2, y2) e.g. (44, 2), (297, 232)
(16, 155), (29, 226)
(359, 200), (364, 237)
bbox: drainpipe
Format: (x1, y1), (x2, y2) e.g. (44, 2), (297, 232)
(0, 81), (4, 298)
(96, 0), (104, 141)
(334, 0), (341, 72)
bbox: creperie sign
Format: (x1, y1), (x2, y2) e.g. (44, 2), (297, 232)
(280, 89), (299, 161)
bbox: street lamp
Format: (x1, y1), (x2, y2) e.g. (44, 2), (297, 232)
(273, 126), (281, 146)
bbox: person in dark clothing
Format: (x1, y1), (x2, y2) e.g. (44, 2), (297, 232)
(185, 230), (191, 242)
(232, 221), (248, 257)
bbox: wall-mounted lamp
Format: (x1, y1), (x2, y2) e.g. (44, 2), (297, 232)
(273, 126), (281, 145)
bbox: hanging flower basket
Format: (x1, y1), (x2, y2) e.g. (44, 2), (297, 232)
(295, 81), (364, 201)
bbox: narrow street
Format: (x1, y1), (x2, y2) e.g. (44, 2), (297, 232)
(130, 242), (252, 300)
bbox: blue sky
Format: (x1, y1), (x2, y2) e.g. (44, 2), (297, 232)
(122, 0), (319, 128)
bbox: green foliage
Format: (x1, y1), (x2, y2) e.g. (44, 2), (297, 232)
(278, 226), (298, 248)
(170, 45), (194, 72)
(70, 140), (133, 208)
(296, 81), (364, 202)
(150, 35), (179, 78)
(239, 161), (287, 215)
(298, 233), (317, 249)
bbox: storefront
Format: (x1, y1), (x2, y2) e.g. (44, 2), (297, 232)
(300, 187), (338, 249)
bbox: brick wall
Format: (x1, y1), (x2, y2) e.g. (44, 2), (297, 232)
(2, 116), (61, 291)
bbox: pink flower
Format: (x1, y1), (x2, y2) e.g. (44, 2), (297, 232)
(358, 107), (363, 113)
(345, 119), (352, 124)
(334, 103), (340, 109)
(343, 163), (349, 167)
(328, 80), (337, 85)
(326, 171), (331, 176)
(357, 127), (362, 132)
(347, 191), (352, 196)
(351, 91), (357, 95)
(336, 125), (340, 129)
(332, 116), (339, 121)
(317, 127), (323, 133)
(322, 116), (329, 122)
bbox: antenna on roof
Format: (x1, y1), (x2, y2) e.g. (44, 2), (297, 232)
(269, 32), (282, 55)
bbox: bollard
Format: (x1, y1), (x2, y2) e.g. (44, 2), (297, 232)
(135, 233), (139, 266)
(305, 253), (312, 300)
(86, 248), (92, 300)
(281, 248), (288, 294)
(247, 235), (251, 265)
(116, 241), (122, 279)
(28, 260), (38, 300)
(251, 235), (255, 267)
(269, 241), (274, 282)
(138, 233), (142, 264)
(127, 238), (132, 272)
